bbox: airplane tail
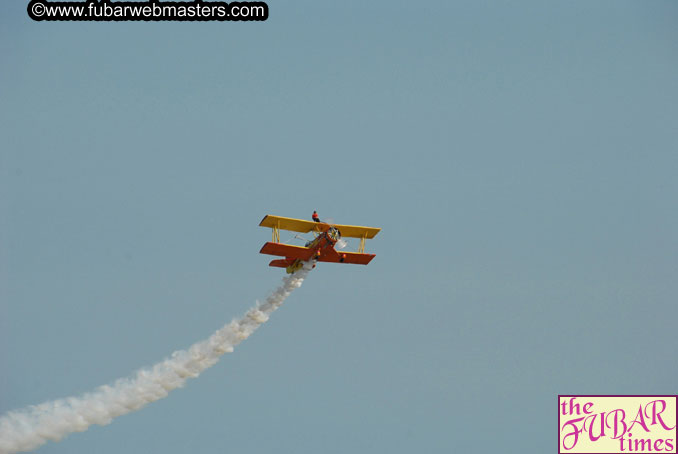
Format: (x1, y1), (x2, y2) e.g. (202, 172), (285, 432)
(269, 259), (293, 268)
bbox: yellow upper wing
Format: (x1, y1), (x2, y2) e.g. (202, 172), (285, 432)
(259, 215), (381, 239)
(332, 223), (381, 239)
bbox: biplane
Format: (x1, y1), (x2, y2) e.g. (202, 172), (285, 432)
(259, 215), (381, 274)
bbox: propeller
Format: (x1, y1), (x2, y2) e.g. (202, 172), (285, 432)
(313, 214), (345, 245)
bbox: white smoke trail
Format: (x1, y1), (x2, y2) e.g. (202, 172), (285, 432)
(0, 265), (311, 454)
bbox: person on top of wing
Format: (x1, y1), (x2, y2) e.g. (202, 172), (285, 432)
(312, 211), (320, 222)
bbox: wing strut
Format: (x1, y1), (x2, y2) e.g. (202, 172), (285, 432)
(358, 234), (367, 253)
(272, 221), (280, 243)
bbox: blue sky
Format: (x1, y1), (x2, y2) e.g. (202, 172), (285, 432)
(1, 1), (677, 453)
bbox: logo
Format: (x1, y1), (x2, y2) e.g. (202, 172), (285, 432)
(559, 395), (677, 453)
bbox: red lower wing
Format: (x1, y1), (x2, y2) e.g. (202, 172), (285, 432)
(317, 251), (376, 265)
(260, 242), (316, 261)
